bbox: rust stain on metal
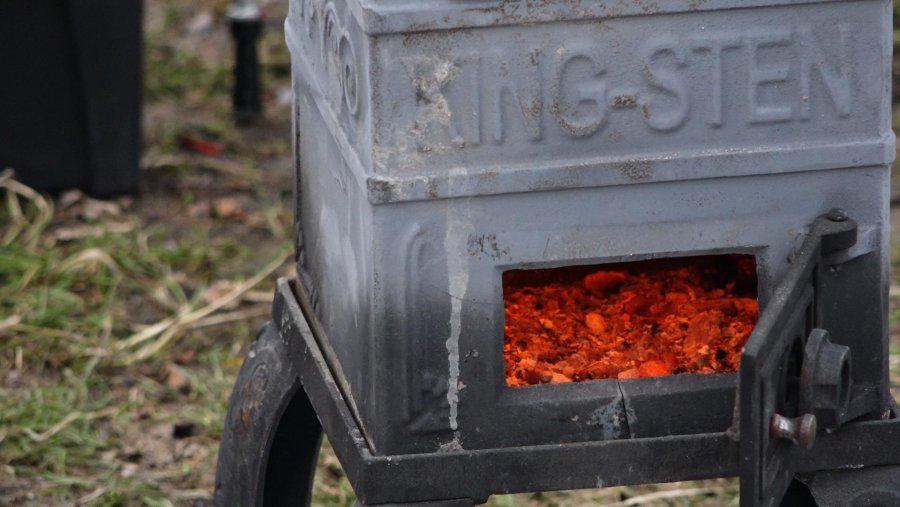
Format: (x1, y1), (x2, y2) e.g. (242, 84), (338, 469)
(426, 178), (440, 199)
(233, 362), (270, 432)
(618, 160), (652, 181)
(467, 233), (510, 260)
(611, 94), (638, 108)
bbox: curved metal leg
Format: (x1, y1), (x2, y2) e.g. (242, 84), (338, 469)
(779, 479), (818, 507)
(214, 321), (323, 507)
(353, 501), (475, 507)
(804, 466), (900, 507)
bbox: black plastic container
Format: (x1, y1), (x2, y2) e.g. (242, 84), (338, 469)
(0, 0), (142, 196)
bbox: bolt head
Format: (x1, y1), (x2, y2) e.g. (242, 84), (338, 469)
(826, 208), (848, 222)
(802, 329), (852, 430)
(771, 413), (817, 449)
(796, 413), (817, 449)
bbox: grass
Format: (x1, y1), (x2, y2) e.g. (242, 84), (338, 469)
(0, 1), (293, 503)
(0, 161), (291, 504)
(1, 0), (899, 505)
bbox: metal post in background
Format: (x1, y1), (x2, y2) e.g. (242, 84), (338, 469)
(229, 0), (262, 123)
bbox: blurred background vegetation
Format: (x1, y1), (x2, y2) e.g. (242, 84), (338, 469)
(1, 1), (899, 505)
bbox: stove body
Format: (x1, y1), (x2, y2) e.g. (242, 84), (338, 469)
(287, 0), (894, 470)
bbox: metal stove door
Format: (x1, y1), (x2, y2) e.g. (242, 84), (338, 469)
(736, 210), (858, 507)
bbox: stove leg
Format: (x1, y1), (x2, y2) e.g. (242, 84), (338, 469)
(214, 321), (324, 507)
(778, 479), (817, 506)
(353, 500), (475, 507)
(802, 465), (900, 506)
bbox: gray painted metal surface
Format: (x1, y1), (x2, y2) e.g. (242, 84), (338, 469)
(287, 0), (894, 455)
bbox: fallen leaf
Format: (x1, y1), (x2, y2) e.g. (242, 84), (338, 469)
(185, 201), (211, 218)
(213, 197), (245, 220)
(201, 280), (241, 309)
(173, 348), (196, 365)
(180, 136), (223, 156)
(164, 364), (190, 393)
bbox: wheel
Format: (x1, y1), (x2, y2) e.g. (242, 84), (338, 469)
(213, 317), (476, 507)
(214, 321), (323, 507)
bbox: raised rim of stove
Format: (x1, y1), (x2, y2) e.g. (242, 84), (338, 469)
(341, 0), (876, 35)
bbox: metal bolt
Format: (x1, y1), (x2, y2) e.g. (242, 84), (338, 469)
(826, 208), (848, 222)
(771, 413), (817, 449)
(800, 328), (852, 431)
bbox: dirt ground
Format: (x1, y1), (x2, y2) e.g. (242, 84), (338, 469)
(1, 1), (295, 505)
(1, 1), (899, 506)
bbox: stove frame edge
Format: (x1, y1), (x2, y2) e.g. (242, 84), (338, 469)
(271, 277), (900, 505)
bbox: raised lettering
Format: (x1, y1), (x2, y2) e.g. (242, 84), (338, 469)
(379, 15), (867, 161)
(798, 23), (852, 119)
(745, 29), (793, 124)
(454, 54), (482, 146)
(691, 32), (741, 127)
(552, 47), (608, 138)
(640, 34), (689, 132)
(402, 57), (464, 153)
(482, 48), (544, 145)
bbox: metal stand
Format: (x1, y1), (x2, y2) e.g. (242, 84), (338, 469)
(804, 466), (900, 506)
(213, 278), (900, 506)
(353, 502), (474, 507)
(213, 316), (479, 507)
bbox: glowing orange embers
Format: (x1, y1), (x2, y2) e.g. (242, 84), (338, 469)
(503, 255), (759, 386)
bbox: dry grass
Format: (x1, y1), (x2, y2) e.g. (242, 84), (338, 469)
(0, 1), (293, 504)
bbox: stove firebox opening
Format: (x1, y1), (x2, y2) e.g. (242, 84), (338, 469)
(503, 255), (759, 387)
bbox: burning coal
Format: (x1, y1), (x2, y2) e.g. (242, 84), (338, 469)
(503, 256), (758, 386)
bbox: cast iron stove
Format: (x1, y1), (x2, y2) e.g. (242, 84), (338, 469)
(215, 1), (900, 505)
